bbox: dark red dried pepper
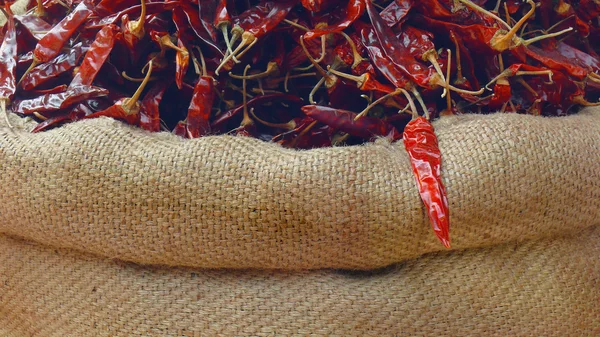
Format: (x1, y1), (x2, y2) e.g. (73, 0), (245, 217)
(403, 116), (450, 248)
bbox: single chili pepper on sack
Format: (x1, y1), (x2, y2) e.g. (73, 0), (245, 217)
(0, 5), (17, 128)
(403, 111), (450, 248)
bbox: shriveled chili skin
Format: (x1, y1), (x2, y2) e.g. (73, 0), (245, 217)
(174, 77), (214, 138)
(403, 117), (450, 248)
(302, 105), (401, 141)
(84, 99), (140, 125)
(13, 85), (109, 114)
(34, 1), (92, 63)
(0, 5), (18, 103)
(20, 43), (85, 90)
(304, 0), (365, 40)
(70, 25), (120, 87)
(139, 82), (169, 132)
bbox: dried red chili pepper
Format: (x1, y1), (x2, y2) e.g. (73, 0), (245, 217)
(70, 24), (120, 87)
(14, 13), (52, 41)
(139, 81), (169, 132)
(121, 0), (146, 51)
(403, 115), (450, 248)
(173, 53), (214, 138)
(13, 85), (109, 115)
(380, 0), (413, 27)
(84, 61), (154, 125)
(304, 0), (365, 40)
(0, 5), (17, 127)
(22, 1), (92, 78)
(19, 42), (84, 90)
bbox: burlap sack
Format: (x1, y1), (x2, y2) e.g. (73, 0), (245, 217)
(0, 226), (598, 336)
(1, 108), (599, 269)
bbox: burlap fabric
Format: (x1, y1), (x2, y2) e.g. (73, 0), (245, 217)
(1, 108), (599, 269)
(0, 227), (598, 336)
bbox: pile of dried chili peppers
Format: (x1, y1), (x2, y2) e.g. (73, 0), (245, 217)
(1, 0), (599, 247)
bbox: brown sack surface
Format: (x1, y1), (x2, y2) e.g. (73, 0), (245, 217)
(1, 108), (599, 269)
(0, 227), (598, 336)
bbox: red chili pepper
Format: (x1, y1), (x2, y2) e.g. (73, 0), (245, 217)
(84, 61), (154, 125)
(524, 43), (594, 79)
(403, 116), (450, 248)
(174, 2), (222, 55)
(197, 1), (218, 42)
(70, 24), (120, 87)
(301, 105), (401, 141)
(31, 1), (92, 65)
(380, 0), (413, 27)
(0, 5), (17, 127)
(121, 0), (146, 51)
(139, 81), (169, 132)
(12, 85), (109, 115)
(19, 43), (85, 90)
(85, 1), (179, 30)
(304, 0), (366, 40)
(365, 0), (436, 88)
(174, 36), (190, 89)
(30, 84), (68, 95)
(14, 14), (52, 41)
(173, 76), (214, 138)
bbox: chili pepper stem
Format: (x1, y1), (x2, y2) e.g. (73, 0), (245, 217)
(490, 0), (536, 51)
(0, 99), (13, 129)
(411, 87), (430, 120)
(229, 61), (278, 80)
(128, 0), (147, 39)
(338, 31), (367, 69)
(300, 36), (336, 88)
(309, 77), (325, 104)
(215, 32), (256, 76)
(326, 67), (367, 87)
(123, 60), (153, 113)
(457, 0), (512, 30)
(160, 35), (188, 54)
(249, 108), (295, 130)
(34, 0), (46, 17)
(18, 59), (40, 86)
(424, 51), (448, 97)
(240, 64), (253, 127)
(288, 120), (318, 148)
(398, 89), (419, 117)
(588, 73), (600, 84)
(445, 49), (453, 114)
(523, 27), (573, 46)
(354, 89), (402, 120)
(515, 77), (539, 97)
(572, 95), (600, 106)
(449, 32), (465, 84)
(221, 25), (237, 63)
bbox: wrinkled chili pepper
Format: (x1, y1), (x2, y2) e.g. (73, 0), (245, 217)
(302, 105), (401, 141)
(20, 42), (85, 90)
(13, 85), (109, 114)
(139, 81), (169, 132)
(70, 24), (120, 87)
(304, 0), (365, 40)
(403, 116), (450, 248)
(28, 1), (92, 69)
(0, 5), (17, 127)
(173, 76), (214, 138)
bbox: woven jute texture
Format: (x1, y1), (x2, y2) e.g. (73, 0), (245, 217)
(0, 227), (598, 337)
(1, 108), (599, 269)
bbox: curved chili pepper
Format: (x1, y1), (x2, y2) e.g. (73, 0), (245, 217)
(174, 2), (222, 55)
(19, 42), (84, 90)
(70, 24), (120, 87)
(301, 105), (401, 141)
(0, 5), (17, 127)
(403, 116), (450, 248)
(13, 85), (109, 115)
(304, 0), (365, 40)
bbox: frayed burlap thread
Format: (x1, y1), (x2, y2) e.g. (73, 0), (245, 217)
(0, 227), (598, 336)
(0, 108), (599, 269)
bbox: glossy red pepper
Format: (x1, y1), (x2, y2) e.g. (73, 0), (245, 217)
(32, 1), (92, 64)
(70, 25), (120, 87)
(304, 0), (365, 40)
(20, 42), (85, 90)
(139, 81), (169, 132)
(173, 76), (214, 138)
(403, 116), (450, 248)
(13, 85), (109, 114)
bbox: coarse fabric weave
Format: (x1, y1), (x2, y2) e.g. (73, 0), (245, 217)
(0, 227), (598, 336)
(1, 108), (599, 269)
